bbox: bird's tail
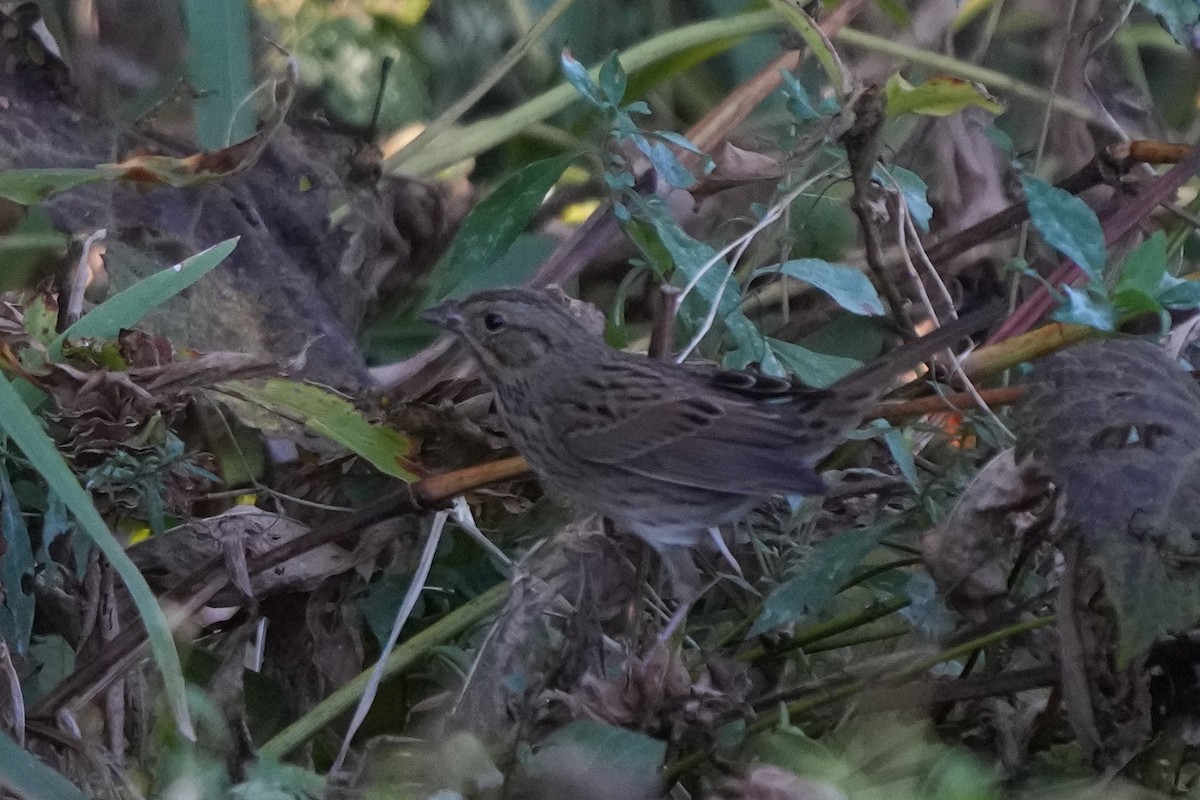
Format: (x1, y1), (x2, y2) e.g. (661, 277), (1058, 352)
(841, 303), (1002, 394)
(803, 302), (1003, 438)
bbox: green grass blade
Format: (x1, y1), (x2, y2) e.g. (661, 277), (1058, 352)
(0, 375), (194, 739)
(50, 238), (238, 360)
(0, 729), (87, 800)
(181, 0), (256, 148)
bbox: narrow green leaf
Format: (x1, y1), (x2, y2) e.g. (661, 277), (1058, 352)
(884, 74), (1004, 118)
(1020, 175), (1106, 279)
(1110, 287), (1166, 318)
(425, 155), (574, 302)
(0, 375), (193, 738)
(750, 523), (894, 636)
(753, 259), (885, 316)
(0, 729), (88, 800)
(0, 168), (112, 204)
(182, 0), (256, 148)
(769, 0), (846, 96)
(218, 379), (417, 481)
(876, 421), (919, 488)
(0, 463), (34, 654)
(0, 206), (67, 292)
(365, 155), (571, 361)
(51, 238), (238, 360)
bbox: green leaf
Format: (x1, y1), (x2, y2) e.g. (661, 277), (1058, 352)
(0, 374), (193, 738)
(750, 524), (895, 636)
(365, 233), (552, 362)
(538, 719), (666, 778)
(23, 293), (59, 348)
(365, 155), (571, 361)
(1110, 288), (1166, 319)
(0, 206), (66, 292)
(881, 165), (933, 233)
(884, 74), (1004, 118)
(625, 193), (741, 342)
(597, 51), (627, 106)
(1117, 231), (1168, 295)
(1139, 0), (1200, 45)
(1123, 232), (1200, 312)
(1021, 175), (1107, 280)
(424, 155), (574, 302)
(1051, 285), (1116, 331)
(0, 463), (34, 655)
(182, 0), (256, 148)
(561, 50), (607, 109)
(0, 168), (112, 204)
(50, 238), (238, 360)
(769, 0), (846, 95)
(0, 729), (88, 800)
(779, 70), (823, 121)
(1159, 278), (1200, 309)
(875, 420), (920, 488)
(631, 135), (695, 189)
(218, 379), (417, 481)
(723, 312), (785, 375)
(753, 259), (885, 316)
(767, 338), (861, 388)
(228, 759), (324, 800)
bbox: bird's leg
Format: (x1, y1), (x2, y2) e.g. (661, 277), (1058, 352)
(658, 574), (721, 642)
(708, 526), (744, 578)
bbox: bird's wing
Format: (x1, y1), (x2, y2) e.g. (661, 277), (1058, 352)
(556, 362), (825, 495)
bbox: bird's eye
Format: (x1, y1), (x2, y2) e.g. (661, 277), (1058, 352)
(483, 311), (506, 332)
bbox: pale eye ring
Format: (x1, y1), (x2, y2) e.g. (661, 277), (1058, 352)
(483, 311), (506, 331)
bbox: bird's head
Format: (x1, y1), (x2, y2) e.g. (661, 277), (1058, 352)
(422, 287), (607, 379)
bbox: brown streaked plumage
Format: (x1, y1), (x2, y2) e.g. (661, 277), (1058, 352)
(423, 287), (992, 575)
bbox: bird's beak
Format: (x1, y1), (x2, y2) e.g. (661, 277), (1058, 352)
(421, 299), (464, 331)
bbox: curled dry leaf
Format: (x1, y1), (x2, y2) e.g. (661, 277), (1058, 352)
(452, 515), (639, 746)
(127, 506), (356, 605)
(545, 639), (751, 748)
(921, 448), (1055, 623)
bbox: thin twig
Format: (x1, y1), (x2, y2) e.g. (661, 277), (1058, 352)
(841, 87), (914, 336)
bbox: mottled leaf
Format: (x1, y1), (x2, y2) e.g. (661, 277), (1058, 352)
(1016, 340), (1200, 662)
(218, 379), (417, 481)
